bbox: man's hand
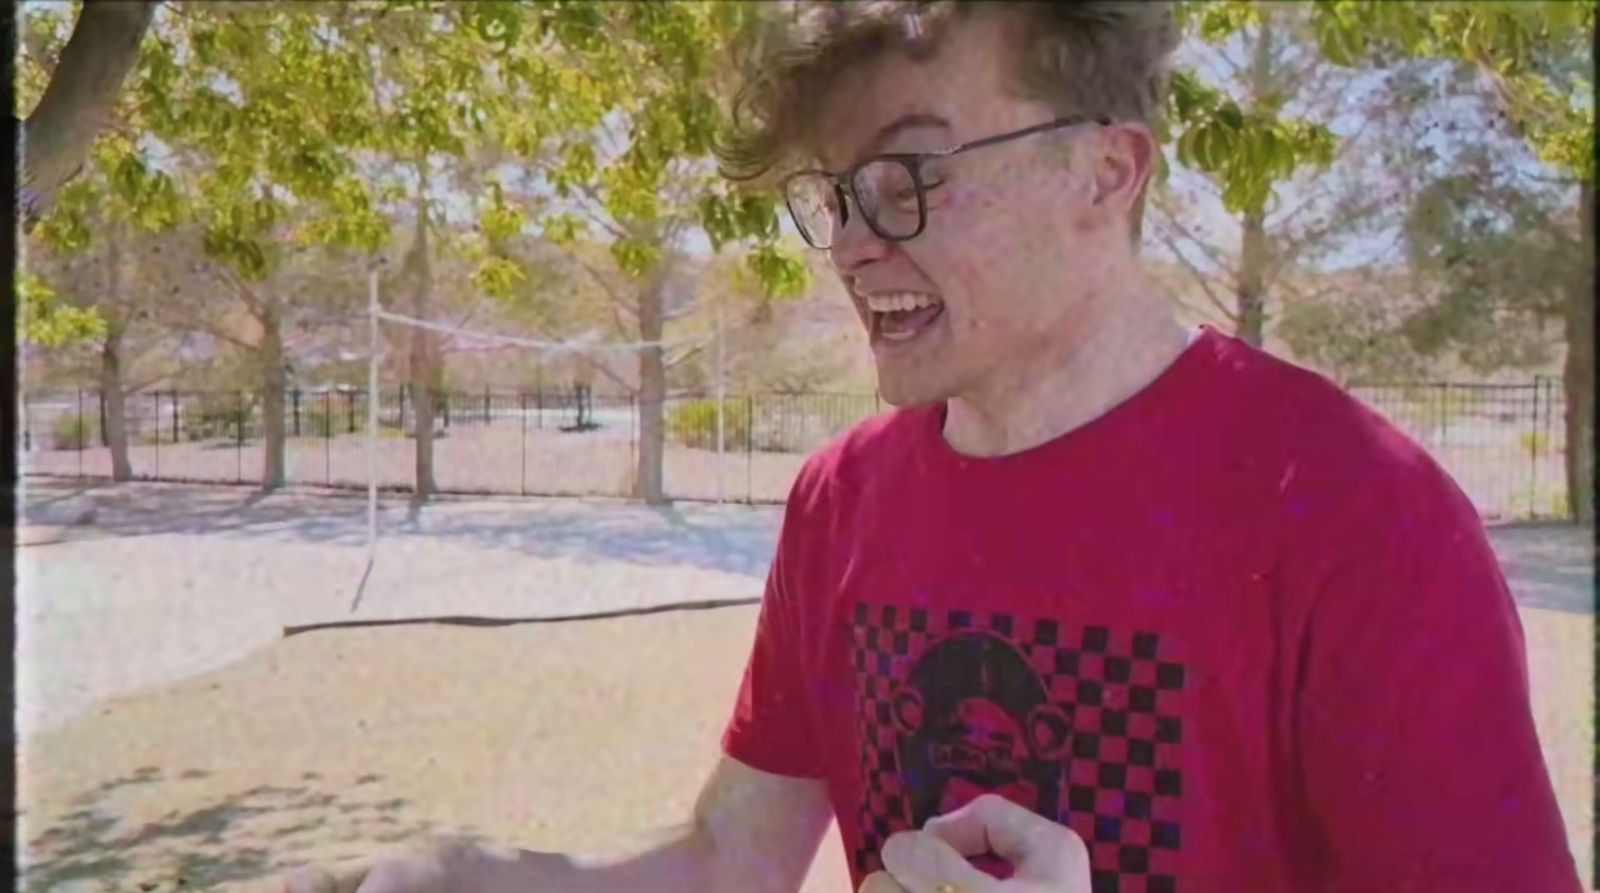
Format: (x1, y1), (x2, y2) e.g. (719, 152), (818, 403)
(270, 835), (512, 893)
(857, 794), (1091, 892)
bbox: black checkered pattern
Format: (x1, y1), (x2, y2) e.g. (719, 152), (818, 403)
(850, 602), (1186, 893)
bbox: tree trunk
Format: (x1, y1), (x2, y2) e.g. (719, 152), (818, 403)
(407, 186), (439, 499)
(1236, 210), (1268, 347)
(19, 1), (157, 228)
(100, 320), (133, 482)
(260, 305), (288, 491)
(634, 276), (668, 504)
(1563, 181), (1594, 524)
(1234, 6), (1274, 348)
(99, 230), (133, 481)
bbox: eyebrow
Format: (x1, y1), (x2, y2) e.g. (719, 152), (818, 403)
(851, 112), (952, 165)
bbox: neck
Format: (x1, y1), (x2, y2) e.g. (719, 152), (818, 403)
(942, 278), (1191, 458)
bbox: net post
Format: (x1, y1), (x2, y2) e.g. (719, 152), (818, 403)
(353, 262), (382, 613)
(746, 393), (754, 504)
(236, 390), (245, 484)
(716, 299), (725, 504)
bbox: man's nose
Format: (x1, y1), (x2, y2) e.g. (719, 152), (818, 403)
(829, 205), (893, 273)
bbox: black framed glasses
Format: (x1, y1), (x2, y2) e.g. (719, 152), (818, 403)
(782, 113), (1112, 250)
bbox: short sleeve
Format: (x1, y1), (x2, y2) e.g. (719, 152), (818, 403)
(721, 480), (826, 779)
(1289, 460), (1580, 891)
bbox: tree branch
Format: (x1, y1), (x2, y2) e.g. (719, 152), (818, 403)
(665, 342), (707, 371)
(19, 0), (158, 228)
(1272, 194), (1388, 271)
(565, 252), (640, 314)
(569, 351), (634, 394)
(121, 365), (189, 395)
(1152, 226), (1239, 322)
(216, 266), (269, 318)
(1152, 205), (1240, 279)
(182, 322), (259, 352)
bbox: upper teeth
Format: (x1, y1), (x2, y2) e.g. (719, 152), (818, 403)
(866, 292), (938, 313)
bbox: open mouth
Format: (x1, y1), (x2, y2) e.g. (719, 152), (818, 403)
(865, 291), (945, 345)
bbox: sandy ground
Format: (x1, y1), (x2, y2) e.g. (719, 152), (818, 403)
(17, 481), (784, 738)
(15, 481), (1595, 892)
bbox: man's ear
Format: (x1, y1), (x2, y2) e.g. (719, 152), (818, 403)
(1090, 123), (1157, 224)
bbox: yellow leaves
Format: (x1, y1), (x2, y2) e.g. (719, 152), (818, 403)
(1312, 1), (1594, 183)
(18, 272), (108, 349)
(610, 239), (661, 278)
(480, 181), (525, 246)
(541, 213), (583, 248)
(471, 255), (527, 300)
(743, 243), (808, 300)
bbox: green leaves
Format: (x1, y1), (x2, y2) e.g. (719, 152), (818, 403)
(465, 2), (525, 51)
(471, 255), (527, 300)
(611, 239), (662, 278)
(1168, 69), (1338, 216)
(541, 213), (585, 249)
(743, 243), (808, 300)
(1310, 1), (1595, 182)
(18, 271), (108, 348)
(36, 179), (96, 256)
(480, 181), (526, 246)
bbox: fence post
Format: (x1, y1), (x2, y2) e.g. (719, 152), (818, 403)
(153, 392), (161, 479)
(348, 391), (357, 434)
(99, 390), (108, 447)
(171, 390), (179, 443)
(76, 389), (85, 477)
(442, 390), (451, 429)
(324, 390), (332, 487)
(399, 385), (407, 435)
(484, 385), (491, 425)
(536, 389), (543, 429)
(1528, 377), (1541, 517)
(520, 391), (528, 496)
(293, 388), (302, 438)
(1546, 377), (1558, 518)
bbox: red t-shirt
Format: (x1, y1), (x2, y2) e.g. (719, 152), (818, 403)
(722, 328), (1578, 892)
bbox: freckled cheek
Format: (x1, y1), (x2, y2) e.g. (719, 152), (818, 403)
(930, 184), (1008, 254)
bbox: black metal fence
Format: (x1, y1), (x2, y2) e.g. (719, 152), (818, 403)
(19, 387), (884, 505)
(20, 379), (1568, 520)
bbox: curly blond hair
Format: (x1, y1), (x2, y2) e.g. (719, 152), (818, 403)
(716, 1), (1179, 187)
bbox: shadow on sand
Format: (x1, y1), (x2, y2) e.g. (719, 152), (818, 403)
(21, 480), (782, 580)
(22, 766), (450, 892)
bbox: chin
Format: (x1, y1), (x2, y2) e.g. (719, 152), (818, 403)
(875, 375), (952, 409)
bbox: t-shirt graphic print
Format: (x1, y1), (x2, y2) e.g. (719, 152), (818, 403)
(849, 600), (1186, 893)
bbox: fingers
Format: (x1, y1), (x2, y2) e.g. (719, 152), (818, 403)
(921, 794), (1089, 887)
(279, 862), (370, 893)
(858, 869), (913, 893)
(265, 833), (490, 893)
(879, 830), (997, 893)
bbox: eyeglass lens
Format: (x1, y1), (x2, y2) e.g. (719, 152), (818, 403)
(787, 159), (922, 248)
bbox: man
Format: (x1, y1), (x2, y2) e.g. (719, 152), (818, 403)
(285, 3), (1579, 891)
